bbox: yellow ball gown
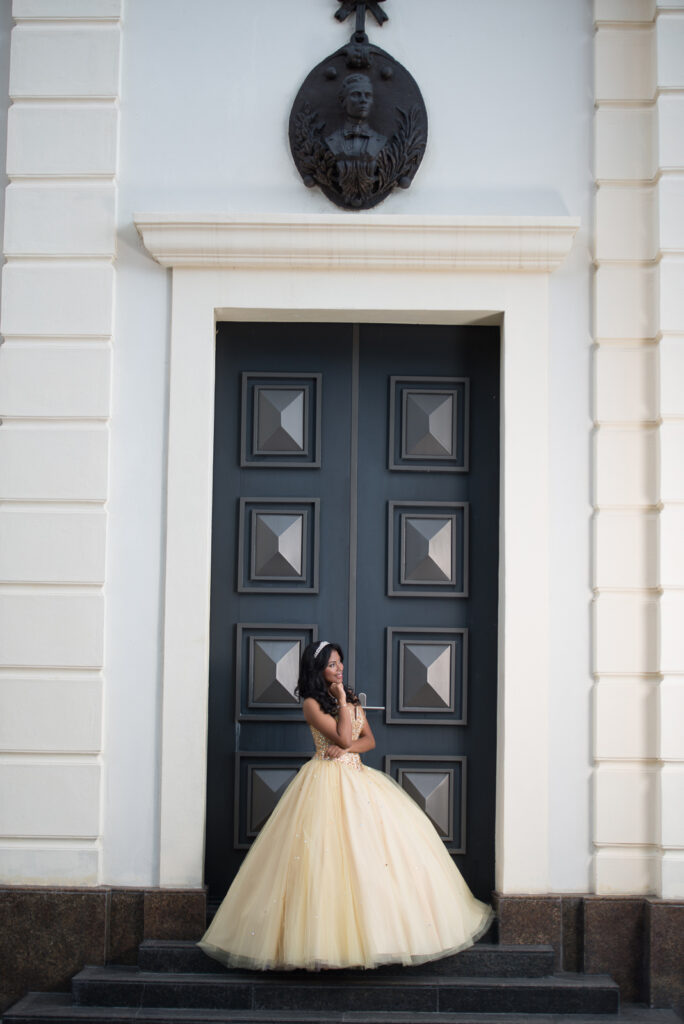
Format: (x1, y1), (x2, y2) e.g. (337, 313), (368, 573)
(198, 707), (493, 971)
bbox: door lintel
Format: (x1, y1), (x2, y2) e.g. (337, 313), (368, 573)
(135, 213), (579, 273)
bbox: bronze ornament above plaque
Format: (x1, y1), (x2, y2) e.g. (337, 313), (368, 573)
(289, 0), (427, 210)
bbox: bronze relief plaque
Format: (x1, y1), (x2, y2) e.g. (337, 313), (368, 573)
(289, 7), (427, 210)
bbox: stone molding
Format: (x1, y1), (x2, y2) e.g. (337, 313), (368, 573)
(134, 213), (580, 273)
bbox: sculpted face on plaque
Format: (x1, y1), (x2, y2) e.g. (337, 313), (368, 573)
(325, 74), (387, 160)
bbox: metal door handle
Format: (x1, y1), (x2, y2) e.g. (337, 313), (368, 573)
(357, 692), (385, 711)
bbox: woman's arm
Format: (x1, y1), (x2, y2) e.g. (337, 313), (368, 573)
(327, 715), (375, 757)
(302, 695), (353, 749)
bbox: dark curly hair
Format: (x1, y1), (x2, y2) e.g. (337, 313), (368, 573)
(296, 641), (359, 716)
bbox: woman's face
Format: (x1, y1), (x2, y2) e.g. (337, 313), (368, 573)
(323, 651), (344, 689)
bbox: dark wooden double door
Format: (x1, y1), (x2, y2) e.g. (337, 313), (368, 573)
(206, 322), (500, 904)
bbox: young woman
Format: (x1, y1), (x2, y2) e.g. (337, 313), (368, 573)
(198, 641), (493, 970)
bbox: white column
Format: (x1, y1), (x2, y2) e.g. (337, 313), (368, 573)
(593, 0), (684, 898)
(655, 0), (684, 899)
(0, 0), (121, 884)
(593, 0), (660, 894)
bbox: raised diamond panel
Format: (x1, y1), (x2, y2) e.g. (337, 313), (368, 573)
(400, 770), (452, 837)
(404, 391), (454, 458)
(256, 387), (306, 453)
(251, 639), (300, 705)
(386, 627), (467, 724)
(235, 752), (310, 847)
(253, 512), (303, 579)
(238, 499), (319, 593)
(236, 624), (317, 721)
(248, 767), (297, 834)
(402, 642), (453, 709)
(388, 501), (467, 597)
(402, 515), (455, 584)
(389, 376), (469, 472)
(241, 372), (321, 467)
(385, 754), (466, 852)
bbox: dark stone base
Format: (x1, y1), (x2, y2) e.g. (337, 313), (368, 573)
(138, 938), (559, 979)
(2, 887), (682, 1018)
(0, 887), (206, 1014)
(70, 964), (619, 1015)
(648, 899), (684, 1019)
(494, 892), (684, 1016)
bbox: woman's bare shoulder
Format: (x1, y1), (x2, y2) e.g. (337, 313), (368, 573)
(302, 696), (324, 723)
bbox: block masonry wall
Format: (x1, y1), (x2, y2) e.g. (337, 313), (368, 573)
(0, 0), (121, 885)
(593, 0), (684, 898)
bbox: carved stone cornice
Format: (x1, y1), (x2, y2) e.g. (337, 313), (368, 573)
(134, 213), (580, 273)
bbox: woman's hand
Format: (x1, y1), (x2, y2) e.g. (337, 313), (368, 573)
(326, 743), (344, 759)
(329, 680), (346, 705)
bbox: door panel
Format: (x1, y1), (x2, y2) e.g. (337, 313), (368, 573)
(206, 323), (352, 889)
(354, 325), (499, 898)
(206, 322), (499, 903)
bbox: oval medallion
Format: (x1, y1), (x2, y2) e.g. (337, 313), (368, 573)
(289, 36), (428, 211)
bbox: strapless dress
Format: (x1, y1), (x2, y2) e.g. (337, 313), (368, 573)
(198, 706), (493, 970)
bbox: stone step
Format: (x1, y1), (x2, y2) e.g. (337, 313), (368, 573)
(138, 941), (557, 978)
(5, 990), (683, 1024)
(70, 966), (620, 1015)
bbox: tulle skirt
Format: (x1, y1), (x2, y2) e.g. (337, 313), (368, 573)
(198, 756), (493, 971)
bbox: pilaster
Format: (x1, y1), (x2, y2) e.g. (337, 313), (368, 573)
(655, 0), (684, 903)
(0, 0), (121, 884)
(593, 0), (684, 898)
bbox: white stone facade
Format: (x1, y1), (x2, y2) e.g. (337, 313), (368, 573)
(0, 0), (120, 885)
(593, 0), (684, 899)
(0, 0), (682, 899)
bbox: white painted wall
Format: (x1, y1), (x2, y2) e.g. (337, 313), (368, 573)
(107, 0), (595, 889)
(118, 0), (589, 216)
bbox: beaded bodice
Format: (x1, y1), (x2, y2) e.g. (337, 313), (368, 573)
(309, 705), (365, 771)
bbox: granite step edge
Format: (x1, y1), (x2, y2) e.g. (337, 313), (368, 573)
(3, 990), (682, 1024)
(138, 941), (556, 953)
(137, 941), (557, 957)
(73, 965), (620, 990)
(69, 967), (620, 1014)
(137, 941), (557, 977)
